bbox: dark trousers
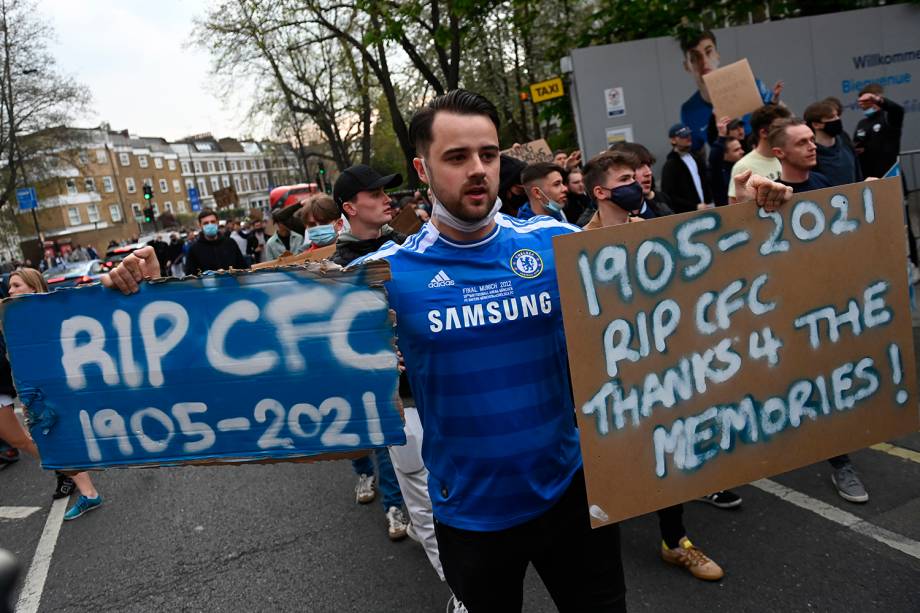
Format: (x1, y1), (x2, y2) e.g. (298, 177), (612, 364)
(656, 504), (686, 549)
(435, 468), (626, 613)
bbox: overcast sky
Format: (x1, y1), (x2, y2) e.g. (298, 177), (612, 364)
(38, 0), (261, 141)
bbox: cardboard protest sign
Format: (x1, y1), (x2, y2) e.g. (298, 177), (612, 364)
(501, 139), (553, 164)
(0, 261), (405, 471)
(554, 178), (918, 527)
(702, 59), (764, 121)
(389, 205), (423, 236)
(250, 244), (337, 270)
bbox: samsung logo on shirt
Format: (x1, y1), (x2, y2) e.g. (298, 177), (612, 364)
(428, 292), (552, 333)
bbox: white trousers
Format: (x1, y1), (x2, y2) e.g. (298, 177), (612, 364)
(388, 406), (443, 581)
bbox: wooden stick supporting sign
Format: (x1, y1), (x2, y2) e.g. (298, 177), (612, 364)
(553, 178), (918, 527)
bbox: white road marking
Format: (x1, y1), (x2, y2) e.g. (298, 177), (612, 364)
(752, 479), (920, 562)
(0, 506), (41, 520)
(15, 498), (67, 613)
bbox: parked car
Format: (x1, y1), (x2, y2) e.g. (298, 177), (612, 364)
(42, 260), (106, 290)
(102, 242), (148, 268)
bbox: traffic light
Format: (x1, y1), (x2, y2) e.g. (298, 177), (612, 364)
(317, 162), (326, 176)
(143, 206), (154, 223)
(143, 184), (153, 201)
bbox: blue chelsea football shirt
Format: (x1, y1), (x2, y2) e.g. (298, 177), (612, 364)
(356, 213), (583, 531)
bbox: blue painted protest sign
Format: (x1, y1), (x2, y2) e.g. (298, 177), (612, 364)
(0, 262), (405, 470)
(554, 178), (919, 526)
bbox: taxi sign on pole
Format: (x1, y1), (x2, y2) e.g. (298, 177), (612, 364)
(529, 77), (565, 103)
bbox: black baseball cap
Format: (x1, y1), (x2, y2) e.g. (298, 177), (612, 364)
(333, 165), (402, 211)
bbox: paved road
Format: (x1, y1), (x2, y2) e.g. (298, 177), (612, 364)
(2, 351), (920, 612)
(3, 433), (919, 612)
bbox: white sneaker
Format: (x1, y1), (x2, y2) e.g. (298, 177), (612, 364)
(446, 595), (468, 613)
(355, 474), (376, 504)
(386, 506), (408, 541)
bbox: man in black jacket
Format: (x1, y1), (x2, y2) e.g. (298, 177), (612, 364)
(184, 209), (247, 275)
(661, 123), (712, 214)
(853, 84), (905, 179)
(331, 165), (406, 266)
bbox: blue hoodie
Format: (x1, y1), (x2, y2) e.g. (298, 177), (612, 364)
(516, 201), (564, 222)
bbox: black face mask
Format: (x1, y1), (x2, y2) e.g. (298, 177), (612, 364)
(604, 181), (644, 212)
(505, 190), (528, 211)
(821, 119), (843, 137)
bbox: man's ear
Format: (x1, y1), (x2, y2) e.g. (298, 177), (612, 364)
(342, 201), (357, 217)
(413, 157), (428, 184)
(592, 185), (606, 201)
(334, 218), (344, 233)
(772, 147), (784, 160)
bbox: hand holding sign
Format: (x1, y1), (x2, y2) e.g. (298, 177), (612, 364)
(102, 246), (161, 294)
(733, 169), (793, 212)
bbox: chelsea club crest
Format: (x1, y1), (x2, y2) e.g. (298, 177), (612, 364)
(510, 249), (544, 279)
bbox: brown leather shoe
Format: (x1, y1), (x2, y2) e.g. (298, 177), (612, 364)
(661, 537), (724, 581)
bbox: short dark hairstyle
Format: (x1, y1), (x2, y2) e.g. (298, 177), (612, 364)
(583, 151), (640, 197)
(803, 101), (837, 125)
(750, 104), (792, 144)
(680, 29), (716, 54)
(409, 89), (500, 155)
(767, 117), (808, 150)
(553, 149), (566, 157)
(859, 83), (884, 96)
(608, 142), (655, 166)
(520, 162), (565, 186)
(823, 97), (843, 115)
(197, 208), (217, 222)
(723, 136), (741, 150)
(727, 118), (744, 132)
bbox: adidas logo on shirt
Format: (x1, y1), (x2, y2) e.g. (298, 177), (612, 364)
(428, 270), (455, 288)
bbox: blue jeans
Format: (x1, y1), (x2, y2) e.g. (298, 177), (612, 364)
(352, 448), (404, 511)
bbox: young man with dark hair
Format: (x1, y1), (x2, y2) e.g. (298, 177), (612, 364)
(362, 88), (628, 612)
(661, 123), (712, 213)
(727, 104), (792, 203)
(709, 117), (747, 206)
(183, 208), (248, 275)
(497, 154), (528, 217)
(679, 29), (776, 151)
(804, 100), (862, 187)
(854, 84), (905, 179)
(518, 162), (568, 222)
(607, 142), (673, 219)
(330, 165), (406, 267)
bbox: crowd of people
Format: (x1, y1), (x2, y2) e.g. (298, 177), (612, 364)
(0, 39), (910, 611)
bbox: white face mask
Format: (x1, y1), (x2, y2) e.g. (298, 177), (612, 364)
(422, 159), (501, 233)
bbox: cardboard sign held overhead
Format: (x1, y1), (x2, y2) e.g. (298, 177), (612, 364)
(702, 58), (764, 121)
(553, 178), (918, 527)
(501, 139), (553, 164)
(0, 262), (405, 471)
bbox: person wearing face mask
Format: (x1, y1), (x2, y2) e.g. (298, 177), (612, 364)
(517, 162), (568, 222)
(853, 84), (904, 180)
(183, 209), (248, 275)
(804, 100), (863, 187)
(295, 194), (345, 252)
(497, 154), (528, 217)
(608, 142), (675, 218)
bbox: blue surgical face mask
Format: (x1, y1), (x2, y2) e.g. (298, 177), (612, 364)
(308, 224), (337, 246)
(863, 107), (878, 117)
(602, 181), (644, 212)
(538, 189), (563, 214)
(202, 222), (219, 238)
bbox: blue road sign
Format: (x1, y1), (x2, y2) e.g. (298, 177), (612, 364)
(16, 187), (37, 211)
(188, 187), (201, 211)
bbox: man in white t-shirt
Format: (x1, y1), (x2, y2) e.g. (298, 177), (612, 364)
(661, 123), (712, 214)
(727, 104), (792, 203)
